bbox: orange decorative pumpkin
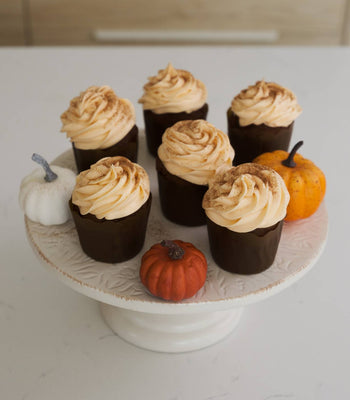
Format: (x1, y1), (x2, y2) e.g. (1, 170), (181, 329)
(253, 141), (326, 221)
(140, 240), (207, 301)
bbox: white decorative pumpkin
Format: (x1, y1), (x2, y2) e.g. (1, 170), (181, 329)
(19, 154), (76, 226)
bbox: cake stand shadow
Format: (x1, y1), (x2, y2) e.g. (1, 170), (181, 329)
(24, 145), (328, 353)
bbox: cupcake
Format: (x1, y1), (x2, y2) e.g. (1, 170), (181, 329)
(139, 63), (208, 156)
(202, 163), (290, 274)
(69, 156), (151, 263)
(61, 85), (138, 173)
(156, 120), (234, 226)
(227, 80), (302, 165)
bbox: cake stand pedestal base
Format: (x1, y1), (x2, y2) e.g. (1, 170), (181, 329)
(100, 303), (243, 353)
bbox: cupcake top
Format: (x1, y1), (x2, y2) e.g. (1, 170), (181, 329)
(202, 163), (290, 233)
(61, 85), (136, 150)
(72, 156), (150, 220)
(158, 120), (234, 185)
(231, 80), (302, 127)
(138, 63), (207, 114)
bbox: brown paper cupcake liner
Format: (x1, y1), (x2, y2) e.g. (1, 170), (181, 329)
(227, 109), (293, 165)
(156, 157), (207, 226)
(143, 103), (209, 157)
(69, 194), (152, 263)
(206, 217), (283, 274)
(72, 125), (138, 173)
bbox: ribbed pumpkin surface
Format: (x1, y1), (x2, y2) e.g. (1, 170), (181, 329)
(254, 149), (326, 221)
(140, 240), (207, 301)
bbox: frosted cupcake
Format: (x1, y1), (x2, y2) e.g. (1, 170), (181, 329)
(203, 163), (290, 274)
(156, 120), (234, 226)
(227, 80), (302, 165)
(69, 156), (151, 263)
(61, 86), (138, 172)
(139, 63), (208, 156)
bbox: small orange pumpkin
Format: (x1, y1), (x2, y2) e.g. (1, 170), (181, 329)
(140, 240), (207, 301)
(253, 141), (326, 221)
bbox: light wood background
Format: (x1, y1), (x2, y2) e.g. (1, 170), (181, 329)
(1, 0), (350, 46)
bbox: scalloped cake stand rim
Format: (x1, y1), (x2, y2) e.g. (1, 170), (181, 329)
(25, 208), (328, 315)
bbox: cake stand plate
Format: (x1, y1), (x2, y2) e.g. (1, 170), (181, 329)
(24, 142), (328, 353)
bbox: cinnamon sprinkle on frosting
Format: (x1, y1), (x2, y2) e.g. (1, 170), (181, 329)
(61, 86), (135, 150)
(203, 163), (290, 232)
(138, 63), (207, 114)
(231, 80), (302, 127)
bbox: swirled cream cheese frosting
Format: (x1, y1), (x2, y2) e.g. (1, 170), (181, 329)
(72, 156), (150, 220)
(138, 63), (207, 114)
(203, 163), (290, 233)
(61, 86), (136, 150)
(158, 120), (234, 185)
(231, 80), (302, 127)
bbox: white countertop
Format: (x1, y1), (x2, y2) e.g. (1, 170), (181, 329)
(1, 46), (348, 399)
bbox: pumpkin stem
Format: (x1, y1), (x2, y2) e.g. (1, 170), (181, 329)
(161, 240), (185, 260)
(32, 153), (58, 182)
(282, 141), (304, 168)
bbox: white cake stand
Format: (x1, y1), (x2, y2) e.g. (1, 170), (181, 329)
(24, 142), (328, 353)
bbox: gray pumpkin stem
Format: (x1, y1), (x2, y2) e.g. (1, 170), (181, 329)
(32, 153), (58, 182)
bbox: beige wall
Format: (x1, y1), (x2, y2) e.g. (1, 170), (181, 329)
(1, 0), (350, 46)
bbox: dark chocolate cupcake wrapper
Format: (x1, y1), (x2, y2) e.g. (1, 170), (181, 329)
(206, 217), (283, 275)
(227, 109), (293, 165)
(156, 157), (207, 226)
(73, 125), (138, 173)
(144, 103), (209, 157)
(69, 194), (152, 263)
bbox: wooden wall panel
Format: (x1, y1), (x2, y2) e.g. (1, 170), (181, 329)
(341, 0), (350, 44)
(0, 0), (347, 46)
(0, 0), (25, 45)
(28, 0), (346, 45)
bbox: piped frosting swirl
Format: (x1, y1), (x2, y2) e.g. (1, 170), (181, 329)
(202, 163), (290, 232)
(158, 120), (234, 185)
(138, 63), (207, 114)
(61, 85), (136, 150)
(72, 156), (150, 220)
(231, 80), (302, 127)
